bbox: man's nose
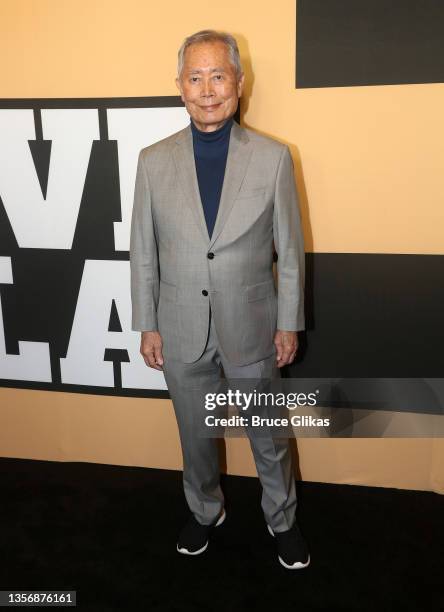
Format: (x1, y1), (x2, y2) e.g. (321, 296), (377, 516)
(201, 79), (214, 97)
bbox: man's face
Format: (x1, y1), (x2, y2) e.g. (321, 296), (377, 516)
(176, 40), (244, 132)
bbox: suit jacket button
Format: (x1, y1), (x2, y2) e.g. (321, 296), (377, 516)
(207, 252), (214, 259)
(202, 289), (208, 296)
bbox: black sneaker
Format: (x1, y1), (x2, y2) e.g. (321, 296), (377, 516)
(176, 508), (226, 555)
(267, 521), (310, 569)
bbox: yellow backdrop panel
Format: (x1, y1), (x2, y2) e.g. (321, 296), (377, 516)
(1, 0), (443, 492)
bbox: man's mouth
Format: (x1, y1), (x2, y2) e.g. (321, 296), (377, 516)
(201, 103), (221, 111)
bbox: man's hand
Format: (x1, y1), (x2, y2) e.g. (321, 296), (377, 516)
(140, 331), (164, 370)
(274, 330), (298, 367)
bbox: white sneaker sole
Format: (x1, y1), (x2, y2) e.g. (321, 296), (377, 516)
(176, 508), (226, 555)
(267, 523), (311, 570)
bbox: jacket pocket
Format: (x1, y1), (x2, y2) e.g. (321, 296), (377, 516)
(159, 279), (177, 303)
(236, 187), (266, 200)
(246, 279), (276, 302)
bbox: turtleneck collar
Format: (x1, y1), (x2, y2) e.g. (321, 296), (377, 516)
(190, 116), (234, 143)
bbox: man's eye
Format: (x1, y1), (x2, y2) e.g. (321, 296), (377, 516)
(214, 75), (223, 80)
(190, 77), (200, 83)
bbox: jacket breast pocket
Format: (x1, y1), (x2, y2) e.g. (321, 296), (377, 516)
(246, 279), (276, 302)
(236, 187), (266, 200)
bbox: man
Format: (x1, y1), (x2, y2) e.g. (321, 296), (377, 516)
(130, 29), (309, 570)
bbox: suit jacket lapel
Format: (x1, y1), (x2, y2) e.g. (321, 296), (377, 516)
(173, 125), (210, 243)
(172, 119), (253, 248)
(208, 120), (252, 250)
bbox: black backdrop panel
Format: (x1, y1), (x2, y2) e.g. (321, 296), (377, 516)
(288, 253), (444, 377)
(296, 0), (444, 88)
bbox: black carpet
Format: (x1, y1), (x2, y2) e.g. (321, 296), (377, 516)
(0, 457), (442, 611)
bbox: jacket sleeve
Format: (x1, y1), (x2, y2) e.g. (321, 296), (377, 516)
(273, 145), (305, 331)
(129, 150), (160, 332)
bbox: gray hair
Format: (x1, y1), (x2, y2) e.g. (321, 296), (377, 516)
(177, 29), (243, 79)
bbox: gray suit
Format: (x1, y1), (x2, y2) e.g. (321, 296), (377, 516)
(130, 119), (305, 530)
(130, 119), (305, 364)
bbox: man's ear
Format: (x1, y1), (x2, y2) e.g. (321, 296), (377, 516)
(237, 72), (245, 98)
(175, 77), (184, 101)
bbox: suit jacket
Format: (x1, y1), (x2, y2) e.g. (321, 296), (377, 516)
(129, 119), (305, 366)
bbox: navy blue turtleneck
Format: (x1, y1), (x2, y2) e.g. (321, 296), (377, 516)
(190, 117), (233, 239)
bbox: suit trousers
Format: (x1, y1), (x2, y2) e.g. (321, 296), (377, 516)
(161, 306), (297, 532)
